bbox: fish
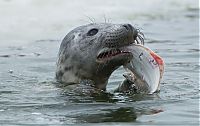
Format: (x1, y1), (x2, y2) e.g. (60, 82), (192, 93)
(120, 44), (164, 94)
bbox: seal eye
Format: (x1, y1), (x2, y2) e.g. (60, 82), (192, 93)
(87, 28), (98, 36)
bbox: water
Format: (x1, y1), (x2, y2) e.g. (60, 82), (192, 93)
(0, 0), (199, 125)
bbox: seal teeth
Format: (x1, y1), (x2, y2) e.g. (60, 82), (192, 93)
(101, 53), (104, 58)
(112, 50), (114, 55)
(105, 52), (108, 57)
(97, 48), (130, 60)
(117, 49), (121, 53)
(112, 49), (115, 55)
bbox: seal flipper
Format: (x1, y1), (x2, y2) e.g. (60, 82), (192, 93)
(114, 72), (137, 93)
(114, 71), (151, 93)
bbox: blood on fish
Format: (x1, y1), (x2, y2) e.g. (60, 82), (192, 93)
(150, 51), (164, 66)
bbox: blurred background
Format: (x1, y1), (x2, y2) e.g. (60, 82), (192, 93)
(0, 0), (198, 46)
(0, 0), (199, 125)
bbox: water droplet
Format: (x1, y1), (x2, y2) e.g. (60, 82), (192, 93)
(8, 70), (13, 74)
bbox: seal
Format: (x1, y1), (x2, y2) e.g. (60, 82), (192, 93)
(56, 23), (141, 90)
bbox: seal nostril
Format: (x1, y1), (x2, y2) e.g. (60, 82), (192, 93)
(123, 24), (133, 31)
(127, 24), (133, 29)
(123, 24), (129, 30)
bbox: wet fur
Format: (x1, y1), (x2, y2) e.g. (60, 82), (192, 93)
(56, 23), (142, 90)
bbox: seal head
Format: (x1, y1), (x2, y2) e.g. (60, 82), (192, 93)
(56, 23), (139, 90)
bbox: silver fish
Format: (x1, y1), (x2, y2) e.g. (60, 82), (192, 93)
(119, 44), (164, 94)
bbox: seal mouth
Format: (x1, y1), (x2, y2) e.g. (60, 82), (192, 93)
(96, 47), (132, 63)
(96, 29), (145, 63)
